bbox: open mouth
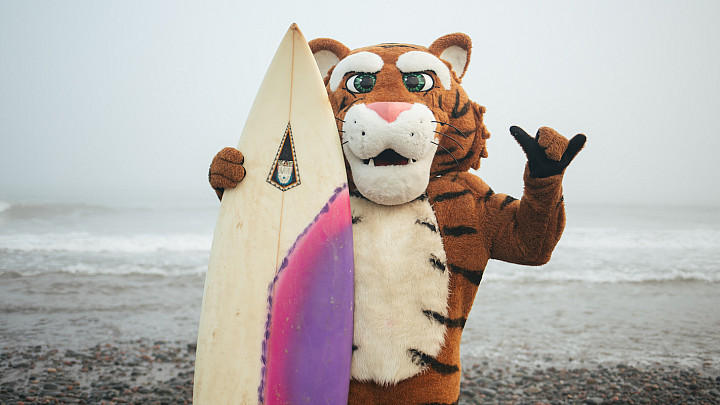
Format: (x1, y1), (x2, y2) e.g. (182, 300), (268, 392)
(362, 149), (416, 167)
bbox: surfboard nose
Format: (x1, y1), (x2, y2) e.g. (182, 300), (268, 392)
(366, 102), (413, 123)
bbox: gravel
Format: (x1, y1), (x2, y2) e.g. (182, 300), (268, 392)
(458, 362), (720, 404)
(1, 341), (718, 404)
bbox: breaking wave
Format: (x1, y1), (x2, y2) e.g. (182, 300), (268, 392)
(559, 227), (720, 250)
(0, 232), (211, 253)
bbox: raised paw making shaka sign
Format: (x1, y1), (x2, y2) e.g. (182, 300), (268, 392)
(510, 126), (586, 178)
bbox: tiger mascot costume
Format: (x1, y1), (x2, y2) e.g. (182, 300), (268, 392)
(209, 33), (586, 405)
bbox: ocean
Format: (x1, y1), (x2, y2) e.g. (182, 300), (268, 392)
(1, 198), (719, 372)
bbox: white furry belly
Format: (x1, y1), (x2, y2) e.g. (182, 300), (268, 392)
(349, 195), (449, 385)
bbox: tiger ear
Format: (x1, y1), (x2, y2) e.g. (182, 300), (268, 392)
(429, 33), (472, 81)
(309, 38), (351, 80)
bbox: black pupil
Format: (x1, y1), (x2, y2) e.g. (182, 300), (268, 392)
(405, 75), (420, 89)
(358, 75), (374, 90)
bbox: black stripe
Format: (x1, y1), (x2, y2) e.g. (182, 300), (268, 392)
(429, 254), (445, 272)
(416, 193), (429, 202)
(378, 44), (420, 49)
(500, 195), (517, 210)
(442, 226), (477, 237)
(432, 189), (471, 203)
(349, 189), (365, 199)
(448, 264), (483, 285)
(416, 219), (438, 233)
(422, 401), (458, 405)
(352, 345), (358, 351)
(408, 349), (459, 375)
(423, 310), (466, 328)
(451, 89), (471, 119)
(483, 188), (495, 202)
(209, 173), (237, 182)
(217, 157), (243, 165)
(340, 96), (365, 113)
(338, 96), (348, 113)
(352, 216), (362, 224)
(435, 145), (458, 156)
(438, 93), (443, 109)
(439, 152), (472, 167)
(431, 167), (455, 177)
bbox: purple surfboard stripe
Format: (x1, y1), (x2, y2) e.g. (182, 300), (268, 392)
(259, 184), (354, 404)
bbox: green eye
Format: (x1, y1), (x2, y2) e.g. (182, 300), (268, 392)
(403, 73), (434, 92)
(346, 73), (376, 94)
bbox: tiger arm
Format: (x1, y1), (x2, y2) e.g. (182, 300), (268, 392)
(485, 126), (585, 265)
(485, 170), (566, 265)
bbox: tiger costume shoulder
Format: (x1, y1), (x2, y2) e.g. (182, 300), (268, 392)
(209, 32), (585, 405)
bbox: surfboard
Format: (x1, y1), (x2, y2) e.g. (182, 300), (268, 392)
(193, 24), (354, 405)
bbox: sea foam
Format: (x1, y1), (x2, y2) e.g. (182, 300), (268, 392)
(0, 232), (211, 253)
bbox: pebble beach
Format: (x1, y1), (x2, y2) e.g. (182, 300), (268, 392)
(2, 340), (720, 404)
(2, 202), (719, 404)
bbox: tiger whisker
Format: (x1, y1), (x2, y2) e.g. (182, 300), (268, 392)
(432, 121), (468, 138)
(341, 97), (365, 113)
(433, 131), (464, 150)
(342, 141), (348, 145)
(431, 141), (459, 166)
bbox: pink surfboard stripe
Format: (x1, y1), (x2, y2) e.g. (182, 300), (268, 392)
(260, 185), (354, 404)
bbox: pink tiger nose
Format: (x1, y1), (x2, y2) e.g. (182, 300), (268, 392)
(366, 102), (413, 123)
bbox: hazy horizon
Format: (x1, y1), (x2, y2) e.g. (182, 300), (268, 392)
(2, 1), (719, 207)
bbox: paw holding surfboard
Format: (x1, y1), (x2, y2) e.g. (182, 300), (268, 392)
(203, 25), (585, 405)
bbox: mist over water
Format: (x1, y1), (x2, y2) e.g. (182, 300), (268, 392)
(1, 198), (718, 371)
(2, 1), (720, 208)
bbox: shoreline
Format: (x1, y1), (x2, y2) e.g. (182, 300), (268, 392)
(2, 340), (719, 404)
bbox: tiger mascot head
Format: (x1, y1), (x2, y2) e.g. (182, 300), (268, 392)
(309, 34), (490, 205)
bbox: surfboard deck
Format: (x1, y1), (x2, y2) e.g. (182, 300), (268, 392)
(193, 24), (354, 405)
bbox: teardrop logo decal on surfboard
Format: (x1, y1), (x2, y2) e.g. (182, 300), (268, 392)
(267, 123), (301, 191)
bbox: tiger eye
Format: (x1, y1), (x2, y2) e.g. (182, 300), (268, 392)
(403, 73), (430, 92)
(349, 73), (376, 93)
(358, 75), (374, 91)
(405, 75), (420, 89)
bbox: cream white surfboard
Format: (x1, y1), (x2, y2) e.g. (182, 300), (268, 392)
(193, 24), (354, 404)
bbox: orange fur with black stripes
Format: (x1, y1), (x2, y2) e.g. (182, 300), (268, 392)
(209, 33), (585, 405)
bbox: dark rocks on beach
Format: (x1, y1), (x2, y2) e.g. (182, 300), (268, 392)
(458, 363), (720, 404)
(1, 342), (719, 404)
(1, 341), (194, 405)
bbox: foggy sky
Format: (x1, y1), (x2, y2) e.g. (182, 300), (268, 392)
(1, 0), (719, 206)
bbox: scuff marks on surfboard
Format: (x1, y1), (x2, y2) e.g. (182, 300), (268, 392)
(259, 184), (354, 404)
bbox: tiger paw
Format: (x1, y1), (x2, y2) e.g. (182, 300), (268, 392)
(510, 126), (586, 178)
(209, 147), (246, 200)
